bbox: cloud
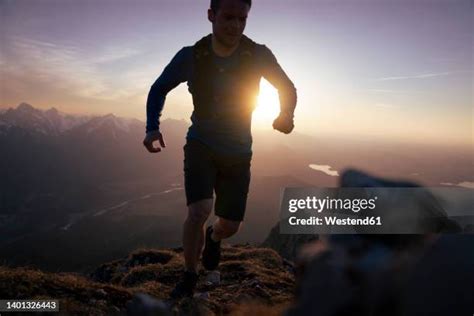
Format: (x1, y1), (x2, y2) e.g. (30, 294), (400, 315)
(366, 89), (404, 93)
(2, 35), (152, 102)
(374, 103), (399, 109)
(364, 89), (417, 94)
(376, 71), (463, 81)
(429, 57), (460, 63)
(89, 47), (142, 64)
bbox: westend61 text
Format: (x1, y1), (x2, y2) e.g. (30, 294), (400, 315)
(289, 216), (382, 226)
(288, 196), (378, 213)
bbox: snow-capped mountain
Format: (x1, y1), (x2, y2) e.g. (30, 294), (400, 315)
(73, 113), (144, 140)
(0, 103), (142, 138)
(0, 103), (90, 135)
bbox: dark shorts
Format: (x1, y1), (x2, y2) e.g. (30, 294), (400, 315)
(183, 138), (252, 222)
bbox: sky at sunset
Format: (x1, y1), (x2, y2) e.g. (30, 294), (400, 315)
(1, 0), (472, 146)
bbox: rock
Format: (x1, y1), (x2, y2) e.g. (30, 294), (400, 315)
(236, 293), (252, 303)
(193, 291), (210, 300)
(285, 170), (473, 316)
(261, 224), (318, 261)
(464, 224), (474, 233)
(96, 289), (107, 298)
(339, 169), (462, 234)
(242, 279), (260, 289)
(283, 258), (295, 274)
(111, 305), (121, 313)
(204, 270), (221, 286)
(254, 284), (271, 299)
(126, 293), (171, 316)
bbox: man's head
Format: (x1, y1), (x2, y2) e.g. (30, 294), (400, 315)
(208, 0), (252, 48)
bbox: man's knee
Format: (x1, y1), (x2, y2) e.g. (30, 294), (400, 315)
(187, 199), (212, 224)
(216, 218), (242, 236)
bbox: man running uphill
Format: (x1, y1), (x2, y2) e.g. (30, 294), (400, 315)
(143, 0), (297, 299)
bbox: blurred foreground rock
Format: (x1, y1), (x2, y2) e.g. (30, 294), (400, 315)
(285, 169), (473, 315)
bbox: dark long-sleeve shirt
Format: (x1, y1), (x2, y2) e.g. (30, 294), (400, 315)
(146, 39), (297, 155)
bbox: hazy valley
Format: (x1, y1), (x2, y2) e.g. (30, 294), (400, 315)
(1, 103), (472, 272)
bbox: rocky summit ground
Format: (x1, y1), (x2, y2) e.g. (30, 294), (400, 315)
(0, 244), (295, 315)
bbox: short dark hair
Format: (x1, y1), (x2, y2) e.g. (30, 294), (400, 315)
(210, 0), (252, 13)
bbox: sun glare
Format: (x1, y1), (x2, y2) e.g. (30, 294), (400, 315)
(253, 80), (280, 128)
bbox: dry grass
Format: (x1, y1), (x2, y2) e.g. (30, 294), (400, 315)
(1, 244), (295, 315)
(0, 265), (132, 315)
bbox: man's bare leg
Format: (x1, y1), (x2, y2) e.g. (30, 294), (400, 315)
(195, 224), (206, 262)
(183, 198), (213, 272)
(211, 217), (242, 241)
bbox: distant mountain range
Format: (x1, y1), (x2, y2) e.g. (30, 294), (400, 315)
(0, 103), (186, 215)
(0, 102), (91, 135)
(0, 103), (328, 272)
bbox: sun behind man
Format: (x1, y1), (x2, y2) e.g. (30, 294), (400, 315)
(143, 0), (297, 298)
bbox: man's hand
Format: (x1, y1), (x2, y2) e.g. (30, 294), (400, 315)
(272, 112), (294, 134)
(143, 130), (166, 153)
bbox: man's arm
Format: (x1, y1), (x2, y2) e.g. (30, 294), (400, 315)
(144, 47), (190, 152)
(259, 45), (297, 133)
(146, 47), (190, 133)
